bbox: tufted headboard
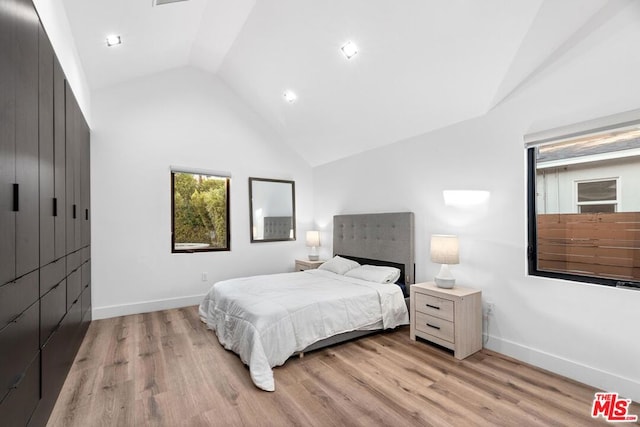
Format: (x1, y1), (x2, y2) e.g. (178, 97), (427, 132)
(333, 212), (415, 285)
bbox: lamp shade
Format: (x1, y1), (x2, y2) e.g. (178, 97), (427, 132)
(430, 235), (459, 264)
(306, 231), (320, 247)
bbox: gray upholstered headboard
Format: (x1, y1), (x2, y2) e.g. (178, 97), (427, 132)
(333, 212), (415, 284)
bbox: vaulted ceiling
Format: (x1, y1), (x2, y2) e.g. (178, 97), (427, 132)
(61, 0), (635, 166)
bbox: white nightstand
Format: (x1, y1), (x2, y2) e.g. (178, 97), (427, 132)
(410, 282), (482, 359)
(295, 259), (324, 271)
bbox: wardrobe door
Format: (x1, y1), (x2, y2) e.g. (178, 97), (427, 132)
(0, 0), (17, 286)
(65, 84), (79, 254)
(81, 121), (90, 248)
(53, 58), (66, 260)
(73, 112), (82, 251)
(39, 23), (55, 267)
(14, 0), (40, 278)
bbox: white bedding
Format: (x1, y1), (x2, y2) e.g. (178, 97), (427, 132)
(198, 269), (409, 391)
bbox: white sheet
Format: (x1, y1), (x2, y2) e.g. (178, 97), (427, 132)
(198, 269), (409, 391)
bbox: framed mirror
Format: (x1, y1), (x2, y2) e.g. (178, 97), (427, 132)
(249, 177), (296, 243)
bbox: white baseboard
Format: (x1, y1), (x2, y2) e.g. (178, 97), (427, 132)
(92, 294), (206, 320)
(484, 334), (640, 403)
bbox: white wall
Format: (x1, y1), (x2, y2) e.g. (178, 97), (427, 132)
(313, 6), (640, 401)
(91, 67), (313, 319)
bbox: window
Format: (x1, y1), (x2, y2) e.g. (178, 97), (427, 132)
(526, 112), (640, 287)
(576, 179), (618, 213)
(171, 169), (230, 253)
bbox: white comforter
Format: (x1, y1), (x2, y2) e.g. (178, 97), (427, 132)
(198, 269), (409, 391)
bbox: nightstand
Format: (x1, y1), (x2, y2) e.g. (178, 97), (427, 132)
(295, 259), (324, 271)
(410, 282), (482, 359)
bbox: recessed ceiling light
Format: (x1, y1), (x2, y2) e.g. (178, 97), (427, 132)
(106, 35), (122, 47)
(283, 90), (297, 103)
(341, 41), (358, 59)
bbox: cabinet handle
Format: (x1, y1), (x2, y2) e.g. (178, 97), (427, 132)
(51, 321), (62, 335)
(11, 310), (25, 324)
(12, 183), (19, 211)
(53, 197), (58, 216)
(85, 208), (88, 220)
(73, 204), (77, 219)
(10, 372), (26, 390)
(426, 304), (440, 310)
(426, 323), (441, 330)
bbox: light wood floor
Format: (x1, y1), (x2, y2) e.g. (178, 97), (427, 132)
(48, 306), (639, 426)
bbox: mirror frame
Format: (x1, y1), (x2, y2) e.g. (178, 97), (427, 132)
(249, 177), (296, 243)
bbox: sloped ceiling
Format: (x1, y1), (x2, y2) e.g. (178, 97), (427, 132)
(61, 0), (634, 166)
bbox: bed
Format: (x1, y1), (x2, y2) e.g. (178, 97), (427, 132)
(199, 212), (415, 391)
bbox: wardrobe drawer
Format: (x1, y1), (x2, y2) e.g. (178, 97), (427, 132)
(41, 326), (71, 411)
(81, 261), (91, 288)
(40, 278), (67, 347)
(0, 270), (38, 329)
(65, 298), (83, 356)
(414, 311), (454, 343)
(0, 353), (40, 427)
(66, 250), (81, 275)
(81, 284), (92, 321)
(0, 302), (39, 401)
(40, 258), (66, 296)
(66, 269), (81, 310)
(414, 292), (454, 321)
(81, 246), (91, 263)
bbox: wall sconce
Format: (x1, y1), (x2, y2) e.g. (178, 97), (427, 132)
(306, 231), (320, 261)
(430, 234), (459, 288)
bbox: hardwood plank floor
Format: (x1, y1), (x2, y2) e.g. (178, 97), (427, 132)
(48, 307), (639, 426)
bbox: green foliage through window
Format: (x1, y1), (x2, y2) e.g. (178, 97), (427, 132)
(172, 172), (230, 252)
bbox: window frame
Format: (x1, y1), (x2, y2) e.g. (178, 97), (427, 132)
(171, 170), (231, 254)
(527, 148), (621, 287)
(524, 109), (640, 288)
(574, 177), (619, 213)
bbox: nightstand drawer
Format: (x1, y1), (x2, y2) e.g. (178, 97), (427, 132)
(414, 293), (454, 321)
(415, 312), (454, 343)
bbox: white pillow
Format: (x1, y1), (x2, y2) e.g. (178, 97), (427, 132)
(318, 256), (360, 275)
(344, 265), (401, 284)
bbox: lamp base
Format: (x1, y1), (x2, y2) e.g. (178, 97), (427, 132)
(434, 277), (455, 289)
(308, 254), (319, 261)
(434, 264), (455, 288)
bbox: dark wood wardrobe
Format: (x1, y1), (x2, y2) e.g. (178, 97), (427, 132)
(0, 0), (92, 425)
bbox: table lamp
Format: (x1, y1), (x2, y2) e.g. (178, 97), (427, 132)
(306, 231), (320, 261)
(431, 234), (459, 288)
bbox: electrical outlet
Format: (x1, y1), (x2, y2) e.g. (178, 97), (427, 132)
(201, 272), (208, 282)
(485, 302), (495, 315)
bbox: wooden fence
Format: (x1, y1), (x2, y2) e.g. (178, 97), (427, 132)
(536, 212), (640, 281)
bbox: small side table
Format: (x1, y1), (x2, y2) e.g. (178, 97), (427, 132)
(295, 259), (324, 271)
(410, 282), (482, 359)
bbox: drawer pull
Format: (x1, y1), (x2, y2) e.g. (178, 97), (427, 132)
(12, 183), (19, 212)
(426, 304), (440, 310)
(426, 323), (441, 330)
(10, 311), (25, 324)
(10, 372), (25, 390)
